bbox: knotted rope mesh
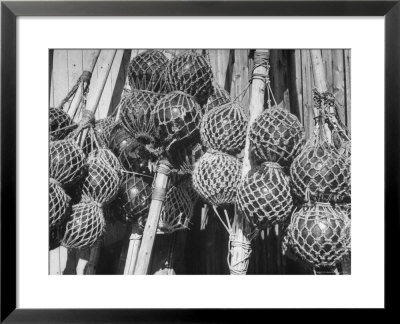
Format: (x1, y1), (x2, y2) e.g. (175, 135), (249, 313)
(290, 122), (351, 203)
(49, 181), (71, 228)
(94, 115), (118, 148)
(284, 202), (351, 269)
(87, 148), (121, 174)
(120, 141), (156, 176)
(109, 123), (135, 158)
(61, 201), (106, 249)
(153, 91), (202, 153)
(192, 151), (242, 206)
(82, 160), (120, 204)
(165, 52), (213, 105)
(167, 142), (204, 175)
(156, 184), (194, 234)
(113, 174), (152, 223)
(49, 107), (75, 141)
(203, 83), (230, 115)
(250, 107), (305, 167)
(237, 162), (293, 229)
(120, 89), (164, 144)
(128, 49), (169, 93)
(109, 123), (155, 175)
(200, 101), (248, 155)
(49, 139), (86, 186)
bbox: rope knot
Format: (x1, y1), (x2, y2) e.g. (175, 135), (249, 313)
(79, 109), (95, 128)
(157, 160), (172, 175)
(81, 70), (92, 83)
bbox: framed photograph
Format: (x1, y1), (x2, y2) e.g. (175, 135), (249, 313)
(1, 0), (398, 321)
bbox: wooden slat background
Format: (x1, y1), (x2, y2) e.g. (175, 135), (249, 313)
(49, 49), (351, 275)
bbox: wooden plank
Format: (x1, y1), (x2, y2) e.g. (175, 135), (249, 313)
(288, 50), (303, 123)
(208, 49), (230, 89)
(96, 50), (123, 119)
(269, 50), (290, 112)
(230, 49), (250, 107)
(66, 50), (83, 112)
(67, 50), (83, 94)
(301, 50), (314, 139)
(344, 49), (351, 130)
(49, 50), (54, 107)
(68, 50), (101, 121)
(110, 49), (132, 114)
(321, 49), (333, 92)
(332, 49), (347, 125)
(52, 50), (69, 110)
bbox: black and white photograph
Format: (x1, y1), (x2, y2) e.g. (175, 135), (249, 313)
(48, 49), (351, 276)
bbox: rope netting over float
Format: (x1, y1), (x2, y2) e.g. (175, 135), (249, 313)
(49, 49), (351, 275)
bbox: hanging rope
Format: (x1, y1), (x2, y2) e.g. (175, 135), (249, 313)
(56, 70), (92, 110)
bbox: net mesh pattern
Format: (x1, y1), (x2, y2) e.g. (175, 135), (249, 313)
(284, 202), (351, 268)
(49, 107), (74, 141)
(82, 161), (120, 204)
(200, 102), (248, 155)
(120, 89), (164, 143)
(120, 140), (155, 176)
(192, 151), (242, 206)
(336, 203), (351, 219)
(114, 175), (152, 223)
(49, 139), (86, 186)
(49, 182), (71, 228)
(128, 50), (169, 93)
(237, 162), (293, 229)
(94, 116), (117, 148)
(87, 148), (121, 174)
(167, 142), (204, 175)
(157, 184), (194, 234)
(61, 201), (105, 249)
(250, 107), (305, 166)
(290, 125), (351, 203)
(109, 123), (135, 158)
(153, 91), (202, 153)
(109, 123), (154, 175)
(203, 83), (230, 115)
(165, 52), (213, 105)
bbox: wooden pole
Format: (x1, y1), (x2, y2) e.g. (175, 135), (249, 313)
(134, 160), (172, 275)
(66, 50), (101, 119)
(123, 222), (143, 274)
(229, 49), (270, 275)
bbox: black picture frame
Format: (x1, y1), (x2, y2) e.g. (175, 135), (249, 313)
(1, 0), (398, 322)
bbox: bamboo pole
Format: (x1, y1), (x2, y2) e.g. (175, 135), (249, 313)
(134, 160), (172, 275)
(123, 222), (143, 274)
(310, 49), (345, 275)
(66, 50), (101, 119)
(229, 49), (270, 275)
